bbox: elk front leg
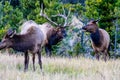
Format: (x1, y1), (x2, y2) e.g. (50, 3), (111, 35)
(94, 51), (100, 60)
(24, 51), (29, 72)
(45, 45), (52, 57)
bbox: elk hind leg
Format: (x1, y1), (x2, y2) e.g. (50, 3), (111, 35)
(37, 49), (42, 71)
(32, 53), (36, 71)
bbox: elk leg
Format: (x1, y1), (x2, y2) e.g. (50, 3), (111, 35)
(48, 45), (52, 57)
(45, 45), (52, 57)
(107, 50), (110, 60)
(95, 51), (99, 60)
(103, 50), (109, 62)
(32, 53), (35, 71)
(45, 45), (49, 56)
(95, 53), (100, 60)
(24, 51), (29, 72)
(37, 49), (42, 71)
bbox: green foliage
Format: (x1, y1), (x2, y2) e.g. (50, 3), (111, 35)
(0, 1), (23, 39)
(114, 0), (120, 44)
(73, 43), (85, 56)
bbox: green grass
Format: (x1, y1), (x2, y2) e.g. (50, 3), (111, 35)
(0, 53), (120, 80)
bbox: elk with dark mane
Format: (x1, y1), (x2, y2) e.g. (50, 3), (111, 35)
(82, 20), (110, 61)
(39, 7), (70, 56)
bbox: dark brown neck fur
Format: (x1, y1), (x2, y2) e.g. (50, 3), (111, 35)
(90, 29), (103, 47)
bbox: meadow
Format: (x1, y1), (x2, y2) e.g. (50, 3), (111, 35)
(0, 53), (120, 80)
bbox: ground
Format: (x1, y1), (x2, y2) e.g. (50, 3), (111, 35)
(0, 53), (120, 80)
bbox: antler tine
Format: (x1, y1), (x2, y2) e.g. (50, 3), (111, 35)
(96, 19), (100, 22)
(67, 7), (71, 17)
(40, 3), (44, 16)
(40, 4), (71, 27)
(40, 4), (58, 26)
(63, 8), (71, 27)
(51, 7), (71, 27)
(62, 6), (66, 16)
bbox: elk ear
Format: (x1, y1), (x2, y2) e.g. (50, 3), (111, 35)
(7, 28), (16, 38)
(92, 19), (100, 23)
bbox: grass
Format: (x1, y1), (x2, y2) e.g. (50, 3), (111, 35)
(0, 53), (120, 80)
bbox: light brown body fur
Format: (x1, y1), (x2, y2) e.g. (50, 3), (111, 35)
(82, 20), (110, 61)
(92, 29), (110, 52)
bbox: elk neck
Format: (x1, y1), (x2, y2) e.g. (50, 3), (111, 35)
(48, 32), (62, 45)
(90, 28), (102, 47)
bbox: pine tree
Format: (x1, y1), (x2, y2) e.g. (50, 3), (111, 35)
(0, 1), (23, 39)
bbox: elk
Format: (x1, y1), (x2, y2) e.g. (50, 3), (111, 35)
(39, 6), (70, 56)
(0, 20), (44, 72)
(82, 20), (110, 61)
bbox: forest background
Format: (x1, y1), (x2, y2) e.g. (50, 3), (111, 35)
(0, 0), (120, 57)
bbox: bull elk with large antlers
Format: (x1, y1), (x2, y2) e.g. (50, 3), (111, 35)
(39, 6), (70, 56)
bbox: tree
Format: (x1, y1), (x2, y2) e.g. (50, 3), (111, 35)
(114, 0), (120, 52)
(0, 1), (23, 39)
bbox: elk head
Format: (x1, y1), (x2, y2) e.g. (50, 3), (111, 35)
(82, 19), (99, 33)
(40, 5), (71, 38)
(0, 29), (16, 50)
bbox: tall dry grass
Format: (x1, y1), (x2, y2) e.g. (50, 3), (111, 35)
(0, 53), (120, 80)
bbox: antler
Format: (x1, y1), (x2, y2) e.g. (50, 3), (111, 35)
(40, 4), (58, 26)
(40, 4), (71, 27)
(51, 7), (71, 27)
(96, 19), (100, 22)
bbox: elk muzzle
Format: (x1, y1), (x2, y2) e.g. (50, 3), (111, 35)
(0, 42), (6, 50)
(82, 25), (87, 30)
